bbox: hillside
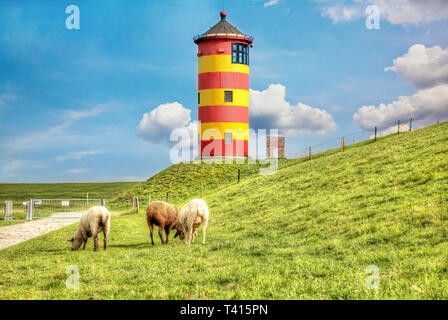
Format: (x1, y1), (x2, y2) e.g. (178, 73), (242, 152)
(110, 161), (275, 208)
(0, 123), (447, 299)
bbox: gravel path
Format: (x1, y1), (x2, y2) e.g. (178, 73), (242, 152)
(0, 213), (82, 250)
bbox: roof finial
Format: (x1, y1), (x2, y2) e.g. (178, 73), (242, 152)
(220, 10), (227, 20)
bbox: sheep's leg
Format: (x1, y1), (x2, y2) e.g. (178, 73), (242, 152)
(93, 233), (99, 251)
(82, 239), (87, 250)
(103, 230), (108, 250)
(148, 223), (154, 245)
(186, 227), (193, 245)
(191, 227), (197, 243)
(165, 226), (171, 244)
(158, 225), (166, 244)
(202, 224), (207, 244)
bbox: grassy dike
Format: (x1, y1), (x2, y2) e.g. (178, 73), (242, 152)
(0, 123), (447, 299)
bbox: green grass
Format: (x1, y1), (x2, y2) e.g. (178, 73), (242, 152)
(109, 160), (274, 209)
(0, 123), (447, 299)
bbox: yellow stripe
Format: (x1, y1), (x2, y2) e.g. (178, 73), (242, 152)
(198, 55), (249, 74)
(199, 89), (249, 107)
(200, 122), (249, 141)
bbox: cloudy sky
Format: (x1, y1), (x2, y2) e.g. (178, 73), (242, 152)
(1, 0), (447, 182)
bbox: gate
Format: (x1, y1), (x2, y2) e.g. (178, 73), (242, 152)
(26, 199), (103, 219)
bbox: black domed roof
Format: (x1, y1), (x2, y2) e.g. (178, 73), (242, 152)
(193, 11), (253, 45)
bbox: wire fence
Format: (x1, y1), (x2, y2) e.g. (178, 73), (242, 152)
(30, 199), (103, 219)
(296, 119), (420, 160)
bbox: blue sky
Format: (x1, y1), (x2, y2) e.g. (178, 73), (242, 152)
(1, 0), (447, 182)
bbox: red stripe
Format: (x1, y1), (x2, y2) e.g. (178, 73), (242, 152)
(197, 40), (249, 57)
(199, 106), (249, 123)
(200, 140), (248, 157)
(198, 72), (249, 90)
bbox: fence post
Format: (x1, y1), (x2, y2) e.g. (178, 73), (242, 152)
(166, 192), (169, 203)
(27, 199), (33, 220)
(374, 127), (377, 141)
(398, 120), (400, 134)
(341, 137), (345, 151)
(101, 199), (106, 207)
(200, 183), (203, 197)
(135, 197), (139, 213)
(309, 146), (312, 160)
(409, 118), (413, 132)
(4, 201), (12, 221)
(238, 169), (241, 183)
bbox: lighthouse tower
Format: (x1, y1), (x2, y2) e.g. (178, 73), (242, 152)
(194, 11), (253, 158)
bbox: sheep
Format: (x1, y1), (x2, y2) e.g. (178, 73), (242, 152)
(69, 206), (110, 251)
(178, 199), (209, 245)
(146, 201), (186, 245)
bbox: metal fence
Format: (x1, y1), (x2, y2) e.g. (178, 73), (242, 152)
(26, 199), (104, 220)
(297, 130), (375, 160)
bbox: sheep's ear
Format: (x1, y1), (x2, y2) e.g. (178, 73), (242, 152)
(174, 232), (179, 238)
(68, 237), (74, 242)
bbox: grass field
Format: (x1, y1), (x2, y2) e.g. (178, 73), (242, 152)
(0, 123), (447, 299)
(0, 182), (139, 224)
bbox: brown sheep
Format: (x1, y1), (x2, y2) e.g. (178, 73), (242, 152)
(146, 201), (185, 245)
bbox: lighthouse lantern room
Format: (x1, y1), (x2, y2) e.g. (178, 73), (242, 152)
(194, 11), (253, 158)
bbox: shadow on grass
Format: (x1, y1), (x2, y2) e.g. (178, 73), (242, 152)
(109, 242), (148, 249)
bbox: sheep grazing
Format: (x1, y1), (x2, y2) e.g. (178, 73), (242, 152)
(146, 201), (185, 245)
(178, 199), (209, 245)
(69, 206), (110, 251)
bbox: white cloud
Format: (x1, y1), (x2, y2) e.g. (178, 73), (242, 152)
(67, 168), (87, 174)
(385, 44), (448, 89)
(250, 84), (337, 137)
(354, 44), (448, 132)
(5, 103), (112, 154)
(264, 0), (281, 8)
(138, 102), (193, 145)
(321, 5), (363, 23)
(321, 0), (448, 25)
(122, 176), (146, 181)
(0, 159), (47, 178)
(354, 84), (448, 130)
(0, 93), (17, 107)
(55, 150), (105, 161)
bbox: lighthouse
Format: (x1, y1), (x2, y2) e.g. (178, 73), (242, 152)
(194, 11), (253, 158)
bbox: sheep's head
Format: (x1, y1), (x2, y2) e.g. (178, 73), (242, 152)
(68, 236), (83, 250)
(174, 223), (186, 240)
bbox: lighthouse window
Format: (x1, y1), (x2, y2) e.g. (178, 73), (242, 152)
(224, 90), (233, 103)
(232, 43), (249, 65)
(198, 92), (200, 104)
(225, 132), (233, 145)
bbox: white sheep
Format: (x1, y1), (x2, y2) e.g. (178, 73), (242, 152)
(179, 199), (209, 245)
(69, 206), (110, 251)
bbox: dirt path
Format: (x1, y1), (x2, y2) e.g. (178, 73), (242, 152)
(0, 215), (81, 250)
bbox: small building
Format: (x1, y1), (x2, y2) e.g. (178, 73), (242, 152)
(267, 135), (285, 159)
(194, 11), (253, 158)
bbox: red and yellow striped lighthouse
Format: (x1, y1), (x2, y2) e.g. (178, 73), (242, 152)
(194, 11), (253, 158)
